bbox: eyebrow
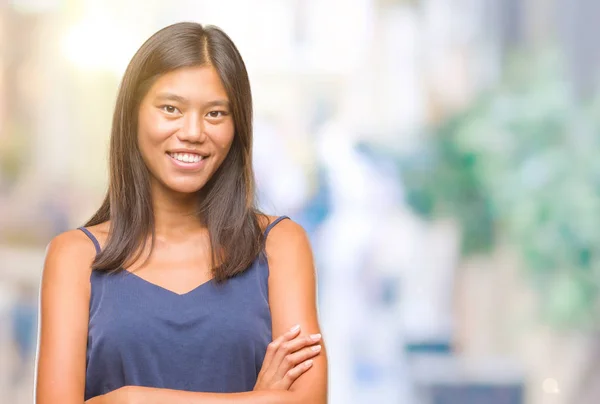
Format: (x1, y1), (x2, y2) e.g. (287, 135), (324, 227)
(204, 100), (230, 108)
(155, 92), (230, 108)
(155, 92), (188, 104)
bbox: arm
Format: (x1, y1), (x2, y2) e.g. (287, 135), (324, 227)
(95, 219), (327, 404)
(265, 219), (328, 403)
(94, 326), (319, 403)
(89, 388), (293, 404)
(35, 230), (95, 404)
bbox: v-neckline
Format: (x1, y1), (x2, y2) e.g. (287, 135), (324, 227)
(121, 268), (215, 297)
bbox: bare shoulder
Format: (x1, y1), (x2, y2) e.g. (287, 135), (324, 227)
(43, 228), (98, 285)
(46, 229), (96, 263)
(264, 217), (308, 246)
(264, 217), (313, 274)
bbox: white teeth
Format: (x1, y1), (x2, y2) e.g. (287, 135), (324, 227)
(170, 153), (203, 163)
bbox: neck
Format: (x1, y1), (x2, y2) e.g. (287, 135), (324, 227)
(151, 184), (206, 239)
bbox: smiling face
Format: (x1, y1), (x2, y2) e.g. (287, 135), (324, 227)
(137, 65), (235, 196)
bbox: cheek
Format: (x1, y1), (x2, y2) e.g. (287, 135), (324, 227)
(138, 111), (176, 155)
(210, 123), (235, 155)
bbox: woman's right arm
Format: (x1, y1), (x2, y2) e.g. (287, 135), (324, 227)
(35, 230), (95, 404)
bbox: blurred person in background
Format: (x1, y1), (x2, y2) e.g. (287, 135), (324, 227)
(34, 22), (327, 404)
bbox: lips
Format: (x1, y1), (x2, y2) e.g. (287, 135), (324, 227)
(167, 152), (204, 163)
(166, 151), (207, 171)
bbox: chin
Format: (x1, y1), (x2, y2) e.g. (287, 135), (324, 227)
(173, 184), (205, 195)
(162, 178), (207, 196)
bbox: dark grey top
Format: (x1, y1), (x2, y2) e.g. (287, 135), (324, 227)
(78, 216), (288, 400)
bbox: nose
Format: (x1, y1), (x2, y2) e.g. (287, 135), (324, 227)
(177, 113), (206, 143)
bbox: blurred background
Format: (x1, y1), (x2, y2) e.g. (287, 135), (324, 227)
(0, 0), (599, 403)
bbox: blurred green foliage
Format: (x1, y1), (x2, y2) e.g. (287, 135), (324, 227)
(401, 51), (600, 329)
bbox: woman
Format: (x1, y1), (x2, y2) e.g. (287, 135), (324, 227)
(35, 22), (327, 404)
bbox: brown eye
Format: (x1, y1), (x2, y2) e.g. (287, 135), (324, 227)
(207, 111), (226, 118)
(161, 105), (179, 114)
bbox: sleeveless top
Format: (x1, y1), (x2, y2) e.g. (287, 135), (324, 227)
(78, 216), (289, 400)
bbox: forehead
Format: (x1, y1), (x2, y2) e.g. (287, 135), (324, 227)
(146, 65), (229, 101)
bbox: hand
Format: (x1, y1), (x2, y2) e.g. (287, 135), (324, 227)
(254, 325), (322, 391)
(85, 386), (138, 404)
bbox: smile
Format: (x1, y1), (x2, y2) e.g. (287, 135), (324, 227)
(166, 152), (207, 171)
(167, 152), (204, 163)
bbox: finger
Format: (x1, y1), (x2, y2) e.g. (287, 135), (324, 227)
(271, 333), (321, 373)
(275, 344), (321, 380)
(281, 359), (314, 390)
(262, 325), (301, 372)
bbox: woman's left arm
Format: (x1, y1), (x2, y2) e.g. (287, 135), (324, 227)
(264, 219), (328, 404)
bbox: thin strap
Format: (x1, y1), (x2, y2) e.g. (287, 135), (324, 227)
(78, 227), (101, 255)
(264, 216), (290, 238)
